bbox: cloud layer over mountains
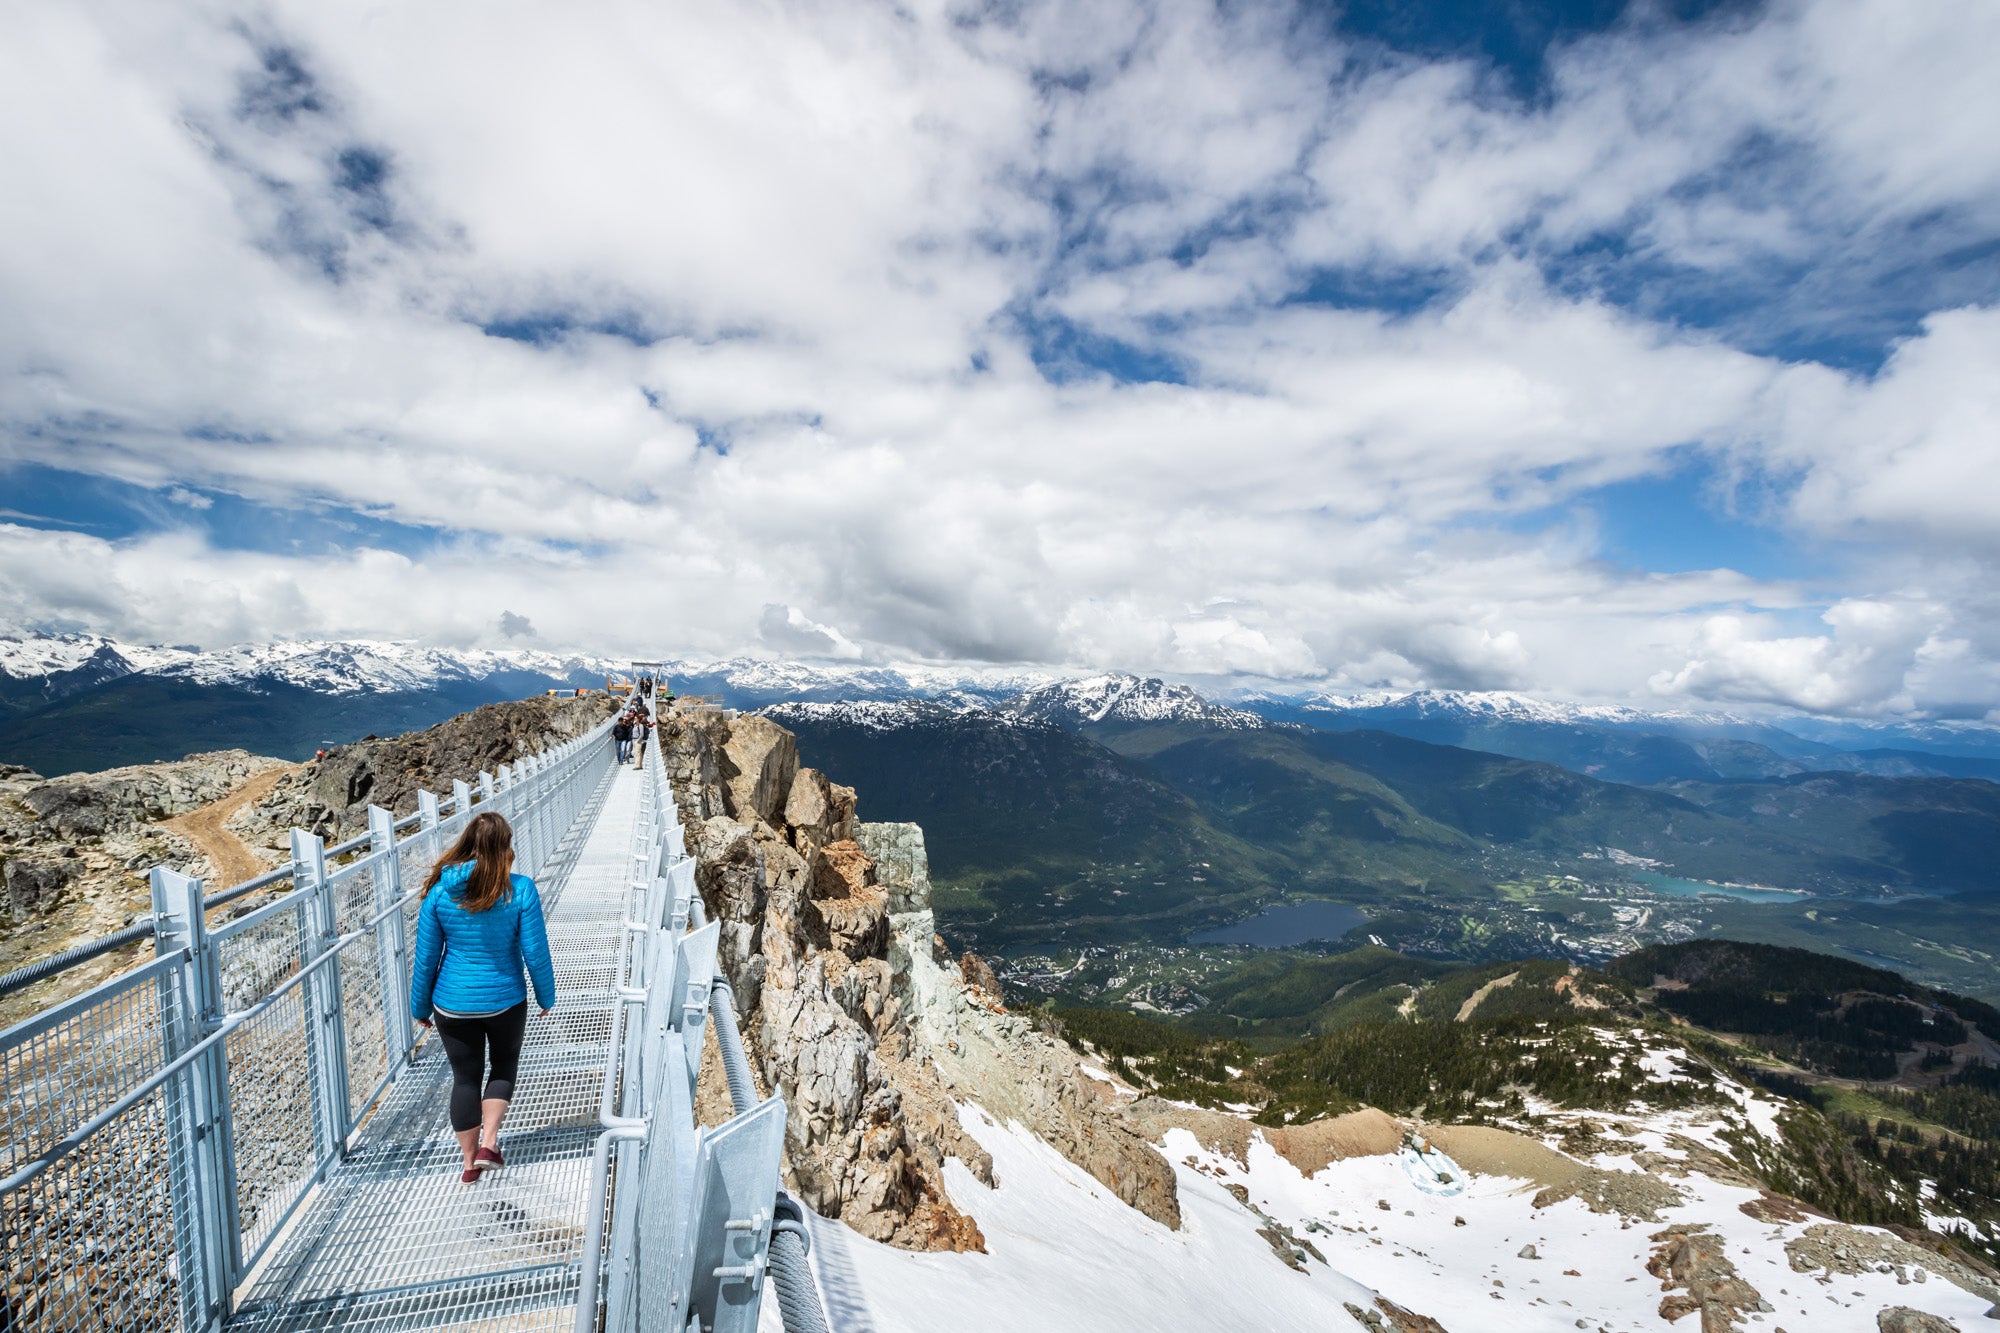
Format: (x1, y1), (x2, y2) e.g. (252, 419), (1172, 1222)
(1, 0), (1996, 719)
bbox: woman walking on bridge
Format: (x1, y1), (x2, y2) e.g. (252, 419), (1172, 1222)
(409, 810), (556, 1184)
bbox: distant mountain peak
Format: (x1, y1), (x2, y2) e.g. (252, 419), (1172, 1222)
(1001, 673), (1265, 729)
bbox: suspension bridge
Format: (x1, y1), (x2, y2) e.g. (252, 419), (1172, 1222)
(0, 686), (829, 1333)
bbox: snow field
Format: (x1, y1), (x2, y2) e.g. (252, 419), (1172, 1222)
(785, 1105), (1378, 1332)
(782, 1099), (1995, 1333)
(1204, 1126), (1994, 1333)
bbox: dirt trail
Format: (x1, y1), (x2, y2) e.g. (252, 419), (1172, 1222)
(1455, 969), (1518, 1021)
(162, 765), (296, 891)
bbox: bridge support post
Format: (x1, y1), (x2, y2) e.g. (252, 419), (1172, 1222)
(293, 828), (353, 1159)
(418, 788), (441, 847)
(686, 1097), (788, 1333)
(368, 805), (412, 1062)
(152, 867), (240, 1331)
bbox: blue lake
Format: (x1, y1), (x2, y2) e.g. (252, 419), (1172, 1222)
(1632, 872), (1808, 904)
(1190, 900), (1368, 948)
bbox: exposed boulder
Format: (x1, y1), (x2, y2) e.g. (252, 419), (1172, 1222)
(1786, 1223), (2000, 1307)
(717, 716), (797, 825)
(856, 821), (931, 914)
(783, 767), (855, 857)
(1649, 1224), (1771, 1332)
(1, 855), (76, 921)
(1877, 1309), (1959, 1333)
(811, 840), (888, 958)
(958, 950), (1002, 1002)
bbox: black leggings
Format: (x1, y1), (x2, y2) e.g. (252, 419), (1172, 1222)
(433, 1003), (527, 1132)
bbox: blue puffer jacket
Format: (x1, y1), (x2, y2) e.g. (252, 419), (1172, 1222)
(409, 862), (556, 1021)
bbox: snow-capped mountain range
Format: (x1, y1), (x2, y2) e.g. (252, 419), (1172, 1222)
(0, 632), (622, 695)
(0, 633), (1056, 702)
(4, 631), (1995, 777)
(764, 675), (1272, 735)
(1255, 687), (1749, 731)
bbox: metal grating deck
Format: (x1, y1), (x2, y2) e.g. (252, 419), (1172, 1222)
(225, 765), (642, 1333)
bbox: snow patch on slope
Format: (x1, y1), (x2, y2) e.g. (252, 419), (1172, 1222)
(806, 1068), (1991, 1333)
(789, 1106), (1377, 1333)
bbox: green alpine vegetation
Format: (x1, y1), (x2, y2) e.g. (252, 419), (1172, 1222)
(1045, 940), (2000, 1261)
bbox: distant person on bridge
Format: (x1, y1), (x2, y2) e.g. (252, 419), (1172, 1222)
(409, 811), (556, 1184)
(613, 713), (633, 763)
(631, 708), (652, 768)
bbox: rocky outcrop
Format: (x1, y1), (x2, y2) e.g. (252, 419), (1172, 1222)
(783, 766), (855, 858)
(233, 693), (615, 847)
(716, 715), (797, 825)
(656, 706), (1182, 1252)
(856, 821), (930, 913)
(1786, 1222), (2000, 1308)
(1648, 1224), (1770, 1331)
(17, 750), (287, 842)
(889, 894), (1182, 1232)
(0, 752), (282, 1025)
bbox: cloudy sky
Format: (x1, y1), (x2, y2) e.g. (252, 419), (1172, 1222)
(2, 0), (1996, 717)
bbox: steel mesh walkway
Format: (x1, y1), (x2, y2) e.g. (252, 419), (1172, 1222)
(225, 764), (642, 1333)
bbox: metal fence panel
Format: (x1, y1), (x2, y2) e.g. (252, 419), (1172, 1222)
(1, 1065), (202, 1331)
(0, 958), (183, 1178)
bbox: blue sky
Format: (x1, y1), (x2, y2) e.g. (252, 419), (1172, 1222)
(1, 0), (1996, 718)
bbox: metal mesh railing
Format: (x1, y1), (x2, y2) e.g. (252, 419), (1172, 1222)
(571, 692), (828, 1333)
(0, 962), (207, 1333)
(1, 713), (617, 1333)
(224, 977), (320, 1262)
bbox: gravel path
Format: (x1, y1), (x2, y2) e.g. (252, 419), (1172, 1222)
(163, 764), (294, 892)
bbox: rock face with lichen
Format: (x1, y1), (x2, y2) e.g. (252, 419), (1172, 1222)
(657, 706), (1182, 1252)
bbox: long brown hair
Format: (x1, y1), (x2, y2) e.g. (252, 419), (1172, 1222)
(423, 811), (516, 913)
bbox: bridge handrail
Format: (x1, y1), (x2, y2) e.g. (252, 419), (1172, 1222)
(0, 712), (617, 1333)
(571, 685), (830, 1333)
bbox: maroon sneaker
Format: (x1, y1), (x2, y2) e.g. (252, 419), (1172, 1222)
(474, 1144), (504, 1173)
(460, 1166), (480, 1184)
